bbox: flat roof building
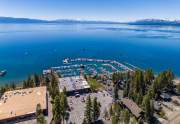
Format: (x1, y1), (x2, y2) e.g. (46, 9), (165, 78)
(59, 76), (90, 96)
(0, 86), (47, 123)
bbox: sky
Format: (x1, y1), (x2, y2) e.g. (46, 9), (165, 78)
(0, 0), (180, 22)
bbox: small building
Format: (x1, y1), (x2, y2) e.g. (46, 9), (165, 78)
(0, 86), (47, 123)
(59, 76), (90, 96)
(160, 93), (171, 101)
(121, 98), (143, 118)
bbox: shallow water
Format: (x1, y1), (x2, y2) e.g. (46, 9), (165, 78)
(0, 23), (180, 84)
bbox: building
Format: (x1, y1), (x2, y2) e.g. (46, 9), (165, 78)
(0, 86), (47, 123)
(59, 76), (90, 96)
(160, 93), (171, 101)
(121, 98), (143, 118)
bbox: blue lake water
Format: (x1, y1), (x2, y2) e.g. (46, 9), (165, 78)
(0, 23), (180, 84)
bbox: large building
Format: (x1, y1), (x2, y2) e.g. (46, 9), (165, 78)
(59, 76), (90, 96)
(0, 86), (47, 123)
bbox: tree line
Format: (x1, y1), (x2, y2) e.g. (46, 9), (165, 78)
(44, 71), (69, 124)
(36, 103), (47, 124)
(112, 69), (174, 124)
(23, 74), (43, 88)
(0, 83), (16, 97)
(0, 73), (42, 97)
(82, 95), (101, 124)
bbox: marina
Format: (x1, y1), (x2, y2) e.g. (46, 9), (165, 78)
(68, 58), (133, 71)
(43, 58), (134, 77)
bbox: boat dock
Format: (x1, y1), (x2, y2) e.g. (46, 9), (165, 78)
(124, 62), (143, 71)
(43, 58), (137, 77)
(69, 58), (133, 72)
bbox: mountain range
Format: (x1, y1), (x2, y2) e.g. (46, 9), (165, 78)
(0, 17), (180, 26)
(128, 19), (180, 26)
(0, 17), (121, 24)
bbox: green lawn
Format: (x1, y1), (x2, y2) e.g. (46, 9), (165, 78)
(87, 78), (103, 91)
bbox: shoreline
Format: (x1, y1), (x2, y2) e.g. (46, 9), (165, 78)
(1, 73), (180, 85)
(174, 77), (180, 85)
(1, 57), (180, 86)
(0, 79), (24, 86)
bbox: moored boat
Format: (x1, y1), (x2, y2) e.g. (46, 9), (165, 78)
(0, 70), (7, 77)
(63, 58), (69, 64)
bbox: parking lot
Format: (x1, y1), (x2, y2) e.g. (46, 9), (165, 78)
(67, 90), (113, 124)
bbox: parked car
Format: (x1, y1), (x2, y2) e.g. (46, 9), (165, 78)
(75, 94), (80, 97)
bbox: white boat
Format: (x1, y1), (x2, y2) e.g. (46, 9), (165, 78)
(63, 58), (69, 64)
(0, 70), (7, 77)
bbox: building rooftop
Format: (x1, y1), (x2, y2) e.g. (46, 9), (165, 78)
(160, 93), (171, 99)
(0, 86), (47, 121)
(59, 76), (90, 92)
(121, 98), (143, 118)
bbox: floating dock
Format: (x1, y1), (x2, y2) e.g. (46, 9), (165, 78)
(69, 58), (133, 72)
(44, 58), (137, 77)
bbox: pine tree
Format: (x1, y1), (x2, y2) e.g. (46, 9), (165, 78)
(49, 72), (59, 99)
(136, 93), (143, 105)
(123, 80), (130, 97)
(0, 86), (6, 97)
(52, 95), (62, 124)
(139, 70), (145, 96)
(36, 104), (42, 117)
(37, 114), (47, 124)
(177, 84), (180, 93)
(60, 92), (68, 124)
(142, 94), (154, 124)
(92, 97), (100, 122)
(10, 82), (16, 90)
(114, 103), (121, 117)
(45, 76), (50, 86)
(144, 69), (154, 86)
(123, 109), (130, 124)
(113, 84), (119, 100)
(112, 115), (119, 124)
(34, 74), (40, 86)
(36, 104), (46, 124)
(166, 69), (174, 89)
(84, 95), (92, 124)
(23, 80), (27, 88)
